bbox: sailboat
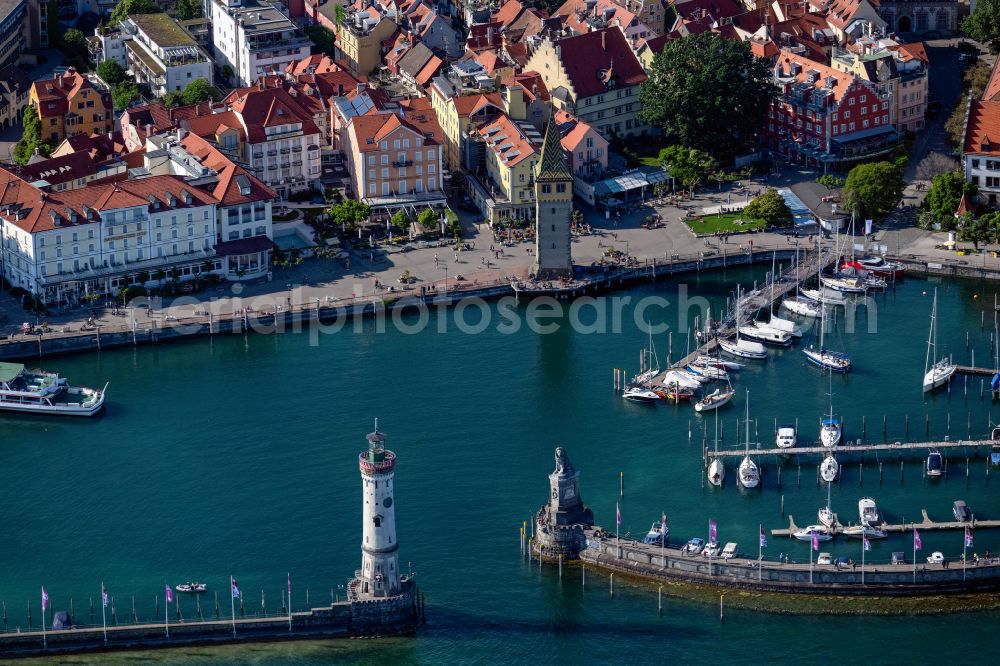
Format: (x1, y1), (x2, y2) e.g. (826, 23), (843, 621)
(820, 454), (839, 483)
(803, 295), (851, 373)
(783, 245), (822, 318)
(707, 408), (725, 487)
(738, 392), (760, 489)
(623, 325), (662, 403)
(922, 288), (956, 392)
(721, 286), (768, 359)
(694, 387), (735, 412)
(819, 364), (842, 447)
(818, 478), (835, 527)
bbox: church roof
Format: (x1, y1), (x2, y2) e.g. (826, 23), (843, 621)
(536, 112), (572, 182)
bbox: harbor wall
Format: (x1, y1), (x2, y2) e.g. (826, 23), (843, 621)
(576, 534), (1000, 596)
(0, 583), (421, 659)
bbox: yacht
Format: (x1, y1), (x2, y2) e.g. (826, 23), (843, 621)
(768, 315), (804, 337)
(707, 408), (725, 487)
(687, 364), (729, 382)
(720, 338), (768, 359)
(841, 525), (888, 539)
(820, 454), (839, 483)
(800, 288), (847, 307)
(783, 297), (821, 318)
(922, 289), (956, 392)
(662, 370), (702, 390)
(623, 385), (660, 403)
(642, 523), (669, 545)
(841, 256), (904, 279)
(858, 498), (882, 527)
(803, 347), (852, 373)
(820, 418), (842, 447)
(926, 451), (943, 477)
(738, 323), (793, 347)
(737, 393), (760, 489)
(820, 276), (866, 293)
(693, 356), (742, 372)
(694, 388), (735, 412)
(175, 582), (208, 593)
(0, 362), (106, 416)
(818, 480), (835, 528)
(793, 525), (832, 542)
(776, 424), (797, 449)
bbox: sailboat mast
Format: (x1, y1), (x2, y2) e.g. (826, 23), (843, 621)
(924, 290), (936, 374)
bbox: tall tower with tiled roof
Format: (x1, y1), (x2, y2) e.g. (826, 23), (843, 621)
(534, 112), (573, 280)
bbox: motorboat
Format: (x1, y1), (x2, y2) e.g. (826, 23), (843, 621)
(820, 276), (866, 293)
(767, 314), (803, 337)
(782, 297), (822, 318)
(922, 290), (956, 392)
(863, 275), (888, 290)
(175, 582), (207, 593)
(623, 385), (660, 403)
(952, 500), (972, 523)
(738, 323), (793, 347)
(642, 523), (669, 545)
(687, 364), (730, 382)
(793, 525), (832, 542)
(776, 424), (797, 449)
(0, 362), (107, 417)
(720, 338), (768, 360)
(702, 541), (722, 558)
(842, 256), (904, 279)
(662, 370), (702, 389)
(800, 288), (847, 307)
(820, 454), (839, 482)
(926, 451), (943, 477)
(694, 388), (735, 412)
(803, 347), (852, 373)
(859, 498), (882, 527)
(693, 356), (742, 372)
(681, 537), (705, 556)
(708, 458), (725, 487)
(820, 418), (842, 447)
(926, 551), (945, 564)
(841, 525), (887, 539)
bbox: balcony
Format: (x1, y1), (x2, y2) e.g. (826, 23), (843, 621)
(267, 150), (277, 156)
(279, 148), (290, 154)
(393, 160), (414, 168)
(292, 145), (302, 152)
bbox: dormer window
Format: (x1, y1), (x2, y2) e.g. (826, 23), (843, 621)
(149, 195), (160, 210)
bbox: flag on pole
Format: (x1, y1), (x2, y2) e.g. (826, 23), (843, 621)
(965, 526), (974, 548)
(865, 219), (873, 235)
(232, 578), (241, 599)
(811, 530), (819, 552)
(863, 534), (871, 552)
(102, 584), (109, 608)
(41, 587), (49, 612)
(914, 528), (922, 551)
(759, 525), (767, 549)
(288, 573), (291, 599)
(661, 512), (667, 534)
(709, 519), (718, 544)
(165, 584), (173, 604)
(616, 503), (621, 526)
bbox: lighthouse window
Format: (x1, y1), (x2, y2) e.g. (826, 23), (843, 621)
(383, 497), (393, 508)
(374, 516), (382, 527)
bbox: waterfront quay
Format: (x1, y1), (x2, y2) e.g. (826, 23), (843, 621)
(703, 438), (1000, 461)
(575, 528), (1000, 596)
(773, 512), (1000, 538)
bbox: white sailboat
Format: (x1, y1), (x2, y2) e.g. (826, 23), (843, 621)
(707, 408), (725, 487)
(783, 245), (822, 318)
(738, 392), (760, 489)
(801, 288), (847, 307)
(721, 286), (769, 359)
(818, 480), (835, 527)
(820, 454), (839, 483)
(922, 289), (956, 392)
(694, 387), (735, 412)
(802, 300), (852, 373)
(623, 326), (662, 403)
(842, 525), (887, 539)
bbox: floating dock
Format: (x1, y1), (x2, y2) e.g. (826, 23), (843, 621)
(703, 438), (999, 461)
(771, 512), (1000, 537)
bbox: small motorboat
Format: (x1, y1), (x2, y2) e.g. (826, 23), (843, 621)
(738, 323), (793, 347)
(820, 417), (842, 447)
(694, 388), (735, 412)
(926, 451), (943, 477)
(841, 525), (887, 539)
(820, 276), (867, 293)
(858, 497), (881, 526)
(952, 500), (972, 523)
(863, 275), (888, 290)
(820, 455), (839, 482)
(803, 347), (852, 373)
(768, 314), (803, 337)
(776, 424), (797, 449)
(623, 385), (660, 403)
(642, 522), (669, 544)
(842, 256), (904, 279)
(800, 288), (847, 307)
(175, 582), (207, 593)
(693, 356), (742, 371)
(720, 338), (768, 360)
(708, 458), (725, 487)
(782, 297), (821, 318)
(793, 525), (832, 542)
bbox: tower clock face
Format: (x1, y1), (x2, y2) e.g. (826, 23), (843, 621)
(383, 497), (393, 508)
(565, 487), (575, 499)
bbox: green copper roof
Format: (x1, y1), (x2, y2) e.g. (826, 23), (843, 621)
(536, 112), (572, 182)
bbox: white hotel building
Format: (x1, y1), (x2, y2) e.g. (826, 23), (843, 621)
(208, 0), (312, 87)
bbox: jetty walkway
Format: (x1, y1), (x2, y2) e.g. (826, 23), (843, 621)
(771, 512), (1000, 538)
(703, 438), (1000, 461)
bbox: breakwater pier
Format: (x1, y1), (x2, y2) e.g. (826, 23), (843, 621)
(772, 512), (1000, 537)
(703, 438), (1000, 461)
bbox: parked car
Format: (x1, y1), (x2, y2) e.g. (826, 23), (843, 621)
(927, 551), (945, 564)
(702, 541), (721, 557)
(891, 551), (907, 565)
(953, 500), (972, 522)
(834, 557), (851, 569)
(681, 537), (705, 556)
(721, 542), (738, 559)
(817, 553), (833, 566)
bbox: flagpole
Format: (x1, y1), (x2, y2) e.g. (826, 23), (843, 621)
(861, 538), (865, 585)
(758, 524), (762, 582)
(963, 534), (968, 582)
(660, 512), (664, 570)
(101, 582), (107, 645)
(809, 535), (813, 585)
(41, 591), (46, 650)
(912, 523), (917, 584)
(230, 576), (237, 637)
(164, 587), (169, 639)
(615, 502), (620, 559)
(287, 573), (292, 633)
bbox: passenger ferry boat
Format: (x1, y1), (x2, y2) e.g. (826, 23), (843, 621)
(0, 362), (106, 416)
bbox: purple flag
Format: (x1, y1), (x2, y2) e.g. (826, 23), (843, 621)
(811, 530), (819, 552)
(965, 526), (974, 548)
(914, 528), (922, 551)
(102, 584), (109, 609)
(165, 584), (173, 604)
(709, 520), (718, 544)
(616, 502), (621, 526)
(288, 573), (291, 599)
(759, 525), (767, 549)
(232, 578), (241, 599)
(41, 587), (49, 612)
(863, 534), (871, 552)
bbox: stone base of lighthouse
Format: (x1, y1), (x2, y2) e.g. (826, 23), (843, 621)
(534, 522), (591, 560)
(347, 578), (423, 635)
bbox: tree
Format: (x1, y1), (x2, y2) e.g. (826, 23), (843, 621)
(658, 145), (717, 192)
(744, 188), (793, 227)
(963, 0), (1000, 53)
(97, 60), (128, 87)
(181, 78), (218, 105)
(305, 25), (337, 58)
(63, 28), (89, 70)
(390, 210), (410, 230)
(111, 81), (142, 111)
(981, 211), (1000, 245)
(109, 0), (159, 26)
(417, 208), (438, 229)
(13, 106), (53, 165)
(841, 161), (905, 223)
(914, 153), (957, 182)
(639, 33), (775, 161)
(177, 0), (202, 20)
(958, 213), (992, 249)
(816, 174), (845, 191)
(327, 200), (371, 228)
(923, 171), (977, 230)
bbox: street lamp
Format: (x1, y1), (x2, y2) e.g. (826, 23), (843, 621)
(443, 265), (448, 293)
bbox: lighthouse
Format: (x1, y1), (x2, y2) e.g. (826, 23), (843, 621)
(357, 420), (400, 598)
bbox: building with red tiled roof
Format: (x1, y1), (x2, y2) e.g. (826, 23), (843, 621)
(0, 169), (221, 305)
(984, 59), (1000, 104)
(13, 149), (127, 192)
(554, 0), (655, 44)
(823, 0), (884, 39)
(342, 105), (446, 208)
(554, 109), (608, 178)
(962, 100), (1000, 208)
(119, 100), (215, 153)
(525, 26), (648, 140)
(876, 1), (957, 35)
(51, 132), (127, 161)
(765, 50), (899, 168)
(491, 0), (550, 44)
(472, 112), (543, 221)
(28, 68), (113, 145)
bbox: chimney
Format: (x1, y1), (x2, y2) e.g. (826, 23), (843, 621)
(601, 30), (606, 50)
(145, 123), (152, 138)
(258, 80), (265, 91)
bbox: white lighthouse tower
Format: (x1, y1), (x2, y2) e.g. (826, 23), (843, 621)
(357, 420), (401, 598)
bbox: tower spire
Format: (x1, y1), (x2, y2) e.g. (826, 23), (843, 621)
(536, 110), (572, 182)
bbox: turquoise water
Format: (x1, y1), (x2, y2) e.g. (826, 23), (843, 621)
(2, 267), (1000, 664)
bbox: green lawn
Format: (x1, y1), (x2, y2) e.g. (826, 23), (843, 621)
(685, 212), (767, 235)
(639, 156), (662, 168)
